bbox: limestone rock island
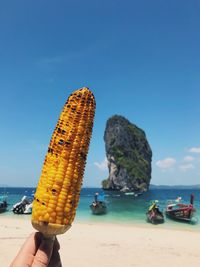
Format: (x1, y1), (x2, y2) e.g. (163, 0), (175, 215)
(102, 115), (152, 193)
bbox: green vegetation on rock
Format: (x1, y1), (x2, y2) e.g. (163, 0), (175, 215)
(103, 115), (152, 192)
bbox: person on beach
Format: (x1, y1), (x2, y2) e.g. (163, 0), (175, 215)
(94, 192), (99, 203)
(94, 192), (105, 203)
(10, 232), (62, 267)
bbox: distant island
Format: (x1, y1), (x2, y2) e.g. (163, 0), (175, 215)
(0, 185), (35, 188)
(0, 184), (9, 187)
(150, 184), (200, 189)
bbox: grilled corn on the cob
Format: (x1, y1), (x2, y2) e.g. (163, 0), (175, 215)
(32, 87), (95, 236)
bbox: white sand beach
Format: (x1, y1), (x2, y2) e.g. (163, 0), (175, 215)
(1, 217), (200, 267)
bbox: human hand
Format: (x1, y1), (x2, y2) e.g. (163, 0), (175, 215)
(10, 232), (62, 267)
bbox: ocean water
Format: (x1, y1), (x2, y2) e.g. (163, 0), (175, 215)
(1, 187), (200, 231)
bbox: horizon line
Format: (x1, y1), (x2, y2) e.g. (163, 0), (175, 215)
(1, 184), (200, 189)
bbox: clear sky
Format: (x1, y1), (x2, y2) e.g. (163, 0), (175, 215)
(0, 0), (200, 187)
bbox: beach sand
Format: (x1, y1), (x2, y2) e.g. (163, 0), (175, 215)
(1, 217), (200, 267)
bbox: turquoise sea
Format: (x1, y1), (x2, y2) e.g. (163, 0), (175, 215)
(1, 187), (200, 231)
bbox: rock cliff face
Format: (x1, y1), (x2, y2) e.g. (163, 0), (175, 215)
(102, 115), (152, 193)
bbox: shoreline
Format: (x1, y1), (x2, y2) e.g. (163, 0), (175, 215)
(1, 217), (200, 267)
(1, 212), (200, 233)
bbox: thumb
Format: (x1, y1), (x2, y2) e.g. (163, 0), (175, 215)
(32, 236), (55, 267)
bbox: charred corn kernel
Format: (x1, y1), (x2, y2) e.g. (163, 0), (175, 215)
(32, 87), (95, 237)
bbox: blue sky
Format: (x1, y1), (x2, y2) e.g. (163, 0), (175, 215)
(0, 0), (200, 187)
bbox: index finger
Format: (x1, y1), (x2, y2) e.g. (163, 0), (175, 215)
(21, 232), (43, 256)
(10, 232), (42, 267)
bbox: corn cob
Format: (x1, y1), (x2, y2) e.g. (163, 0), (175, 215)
(32, 87), (95, 236)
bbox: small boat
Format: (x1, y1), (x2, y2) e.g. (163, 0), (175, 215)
(124, 192), (135, 196)
(12, 195), (33, 215)
(90, 201), (107, 215)
(165, 194), (196, 223)
(146, 201), (164, 224)
(0, 196), (8, 213)
(124, 192), (142, 197)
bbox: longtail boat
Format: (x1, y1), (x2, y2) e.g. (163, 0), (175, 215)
(0, 196), (8, 213)
(90, 201), (107, 215)
(146, 201), (164, 224)
(165, 194), (196, 222)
